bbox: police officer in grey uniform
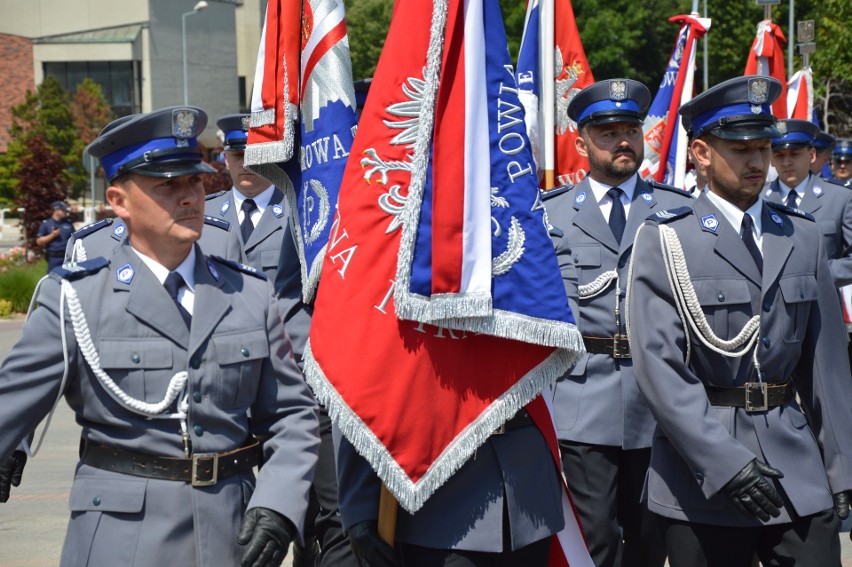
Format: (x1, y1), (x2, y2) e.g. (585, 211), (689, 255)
(543, 78), (692, 567)
(811, 131), (836, 179)
(200, 114), (290, 280)
(830, 139), (852, 188)
(628, 76), (852, 567)
(764, 119), (852, 288)
(0, 106), (320, 567)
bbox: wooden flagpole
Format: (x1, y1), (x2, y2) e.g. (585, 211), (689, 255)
(377, 483), (398, 546)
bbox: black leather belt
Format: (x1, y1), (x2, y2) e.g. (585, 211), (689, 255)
(493, 409), (534, 434)
(44, 250), (65, 258)
(705, 380), (795, 412)
(583, 335), (631, 359)
(80, 439), (262, 487)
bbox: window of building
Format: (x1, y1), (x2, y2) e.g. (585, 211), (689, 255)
(43, 61), (141, 117)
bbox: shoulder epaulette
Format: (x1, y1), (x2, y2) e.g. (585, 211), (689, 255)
(49, 257), (110, 282)
(765, 200), (815, 221)
(205, 190), (228, 201)
(541, 185), (573, 201)
(208, 255), (268, 280)
(647, 180), (692, 198)
(71, 218), (114, 239)
(646, 206), (693, 224)
(204, 215), (230, 231)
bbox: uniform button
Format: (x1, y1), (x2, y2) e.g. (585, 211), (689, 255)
(190, 355), (202, 369)
(192, 391), (202, 403)
(763, 301), (771, 312)
(574, 256), (579, 263)
(194, 425), (204, 436)
(241, 347), (250, 357)
(131, 353), (140, 364)
(92, 496), (101, 506)
(717, 293), (725, 302)
(762, 337), (771, 348)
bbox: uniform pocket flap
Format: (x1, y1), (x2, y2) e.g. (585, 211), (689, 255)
(69, 476), (146, 513)
(571, 245), (601, 268)
(819, 220), (837, 236)
(692, 278), (752, 306)
(97, 339), (173, 369)
(260, 249), (279, 269)
(213, 329), (270, 364)
(778, 274), (818, 304)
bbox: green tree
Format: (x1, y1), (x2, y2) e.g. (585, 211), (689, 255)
(69, 78), (113, 200)
(344, 0), (394, 80)
(0, 77), (76, 200)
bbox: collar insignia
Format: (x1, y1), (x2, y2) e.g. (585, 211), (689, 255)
(272, 203), (284, 217)
(116, 263), (135, 284)
(112, 223), (126, 238)
(221, 200), (230, 215)
(575, 191), (587, 206)
(701, 214), (719, 232)
(813, 185), (823, 196)
(641, 192), (653, 203)
(770, 211), (784, 226)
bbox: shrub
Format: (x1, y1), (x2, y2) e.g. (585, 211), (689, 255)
(0, 299), (12, 318)
(0, 259), (46, 314)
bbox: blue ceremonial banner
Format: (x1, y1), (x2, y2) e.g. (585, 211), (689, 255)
(245, 0), (358, 303)
(391, 0), (580, 348)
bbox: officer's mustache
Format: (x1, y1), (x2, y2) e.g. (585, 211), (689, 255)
(175, 208), (201, 220)
(613, 149), (636, 159)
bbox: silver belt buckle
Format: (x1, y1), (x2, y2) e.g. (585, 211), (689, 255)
(744, 382), (768, 412)
(613, 334), (631, 359)
(191, 453), (219, 487)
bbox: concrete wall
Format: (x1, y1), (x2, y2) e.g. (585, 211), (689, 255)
(0, 0), (149, 38)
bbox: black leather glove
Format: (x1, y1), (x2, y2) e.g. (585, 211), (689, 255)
(722, 459), (784, 522)
(237, 507), (295, 567)
(348, 521), (399, 567)
(0, 451), (27, 503)
(834, 491), (850, 520)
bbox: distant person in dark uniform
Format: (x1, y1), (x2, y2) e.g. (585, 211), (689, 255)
(831, 138), (852, 187)
(0, 106), (320, 567)
(628, 76), (852, 567)
(36, 200), (74, 273)
(811, 131), (835, 179)
(543, 78), (692, 567)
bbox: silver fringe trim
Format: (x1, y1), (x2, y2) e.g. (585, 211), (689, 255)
(392, 0), (450, 319)
(244, 139), (295, 167)
(304, 339), (578, 514)
(396, 290), (493, 321)
(250, 108), (276, 127)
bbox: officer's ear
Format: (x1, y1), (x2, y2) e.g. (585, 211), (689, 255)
(575, 130), (589, 158)
(690, 138), (712, 170)
(808, 147), (816, 166)
(106, 179), (131, 221)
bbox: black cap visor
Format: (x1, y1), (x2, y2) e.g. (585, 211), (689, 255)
(771, 141), (813, 150)
(707, 122), (781, 141)
(580, 111), (644, 129)
(119, 160), (216, 180)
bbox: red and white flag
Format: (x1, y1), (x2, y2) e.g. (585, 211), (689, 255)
(787, 67), (813, 120)
(745, 19), (788, 119)
(304, 0), (590, 564)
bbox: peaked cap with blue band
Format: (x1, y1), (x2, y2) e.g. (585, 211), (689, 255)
(217, 113), (250, 151)
(813, 132), (835, 154)
(834, 139), (852, 161)
(567, 78), (651, 128)
(772, 119), (820, 149)
(87, 106), (216, 182)
(679, 76), (782, 140)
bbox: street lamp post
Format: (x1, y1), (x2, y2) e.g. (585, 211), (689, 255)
(181, 1), (209, 105)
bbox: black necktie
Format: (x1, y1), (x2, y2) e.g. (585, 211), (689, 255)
(240, 199), (257, 243)
(740, 214), (763, 274)
(607, 187), (626, 244)
(164, 271), (192, 328)
(785, 189), (798, 208)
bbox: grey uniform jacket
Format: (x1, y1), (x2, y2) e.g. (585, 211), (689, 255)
(628, 194), (852, 526)
(200, 188), (289, 281)
(543, 176), (694, 448)
(764, 175), (852, 287)
(335, 425), (565, 552)
(0, 242), (320, 566)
